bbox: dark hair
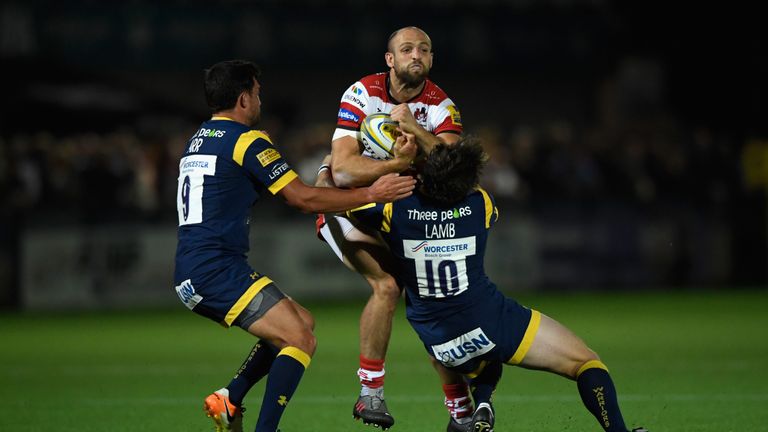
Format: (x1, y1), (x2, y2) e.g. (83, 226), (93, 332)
(420, 136), (487, 207)
(203, 60), (261, 113)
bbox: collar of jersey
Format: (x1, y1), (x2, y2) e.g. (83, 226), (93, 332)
(211, 116), (234, 121)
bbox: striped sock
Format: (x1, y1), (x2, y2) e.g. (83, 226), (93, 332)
(443, 383), (473, 422)
(227, 340), (278, 406)
(254, 347), (311, 432)
(358, 355), (385, 396)
(576, 360), (628, 432)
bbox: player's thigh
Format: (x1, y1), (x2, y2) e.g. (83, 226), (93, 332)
(246, 298), (317, 355)
(325, 216), (397, 279)
(518, 313), (598, 378)
(286, 296), (315, 330)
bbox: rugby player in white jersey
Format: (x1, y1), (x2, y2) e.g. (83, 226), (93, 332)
(315, 26), (472, 431)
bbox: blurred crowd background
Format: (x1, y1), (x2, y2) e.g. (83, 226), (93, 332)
(1, 1), (766, 308)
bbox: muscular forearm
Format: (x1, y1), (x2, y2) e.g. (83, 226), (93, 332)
(412, 126), (443, 153)
(286, 184), (372, 214)
(332, 153), (409, 188)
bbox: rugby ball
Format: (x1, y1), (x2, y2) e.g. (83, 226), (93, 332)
(360, 113), (399, 160)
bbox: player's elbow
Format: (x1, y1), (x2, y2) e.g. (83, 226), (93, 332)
(331, 168), (356, 188)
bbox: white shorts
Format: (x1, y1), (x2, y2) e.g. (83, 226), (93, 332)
(318, 214), (358, 262)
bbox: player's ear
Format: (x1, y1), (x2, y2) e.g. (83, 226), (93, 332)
(385, 51), (394, 68)
(237, 90), (248, 109)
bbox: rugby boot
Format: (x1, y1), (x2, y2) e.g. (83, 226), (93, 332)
(447, 416), (471, 432)
(352, 394), (395, 430)
(203, 388), (244, 432)
(470, 402), (494, 432)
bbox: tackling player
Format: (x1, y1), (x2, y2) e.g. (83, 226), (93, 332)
(174, 60), (416, 432)
(344, 134), (649, 432)
(316, 26), (470, 430)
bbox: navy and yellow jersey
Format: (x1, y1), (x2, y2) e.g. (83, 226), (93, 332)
(350, 188), (537, 374)
(349, 188), (500, 323)
(173, 117), (297, 325)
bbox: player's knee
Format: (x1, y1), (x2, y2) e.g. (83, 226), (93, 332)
(304, 331), (318, 356)
(287, 328), (317, 356)
(298, 308), (316, 331)
(567, 349), (601, 379)
(368, 274), (401, 305)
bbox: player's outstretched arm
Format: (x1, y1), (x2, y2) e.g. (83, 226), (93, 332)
(331, 135), (416, 188)
(278, 173), (415, 214)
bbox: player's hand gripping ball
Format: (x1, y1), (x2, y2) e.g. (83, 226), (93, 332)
(359, 113), (400, 160)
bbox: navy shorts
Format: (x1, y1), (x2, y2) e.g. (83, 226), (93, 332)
(175, 259), (286, 328)
(410, 297), (541, 376)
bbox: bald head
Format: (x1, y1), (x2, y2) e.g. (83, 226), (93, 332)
(385, 26), (434, 88)
(387, 26), (432, 53)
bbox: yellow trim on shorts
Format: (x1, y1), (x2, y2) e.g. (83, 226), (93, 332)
(233, 130), (272, 166)
(576, 360), (609, 378)
(278, 346), (312, 369)
(223, 276), (274, 327)
(267, 170), (298, 194)
(381, 202), (393, 233)
(477, 187), (497, 229)
(507, 309), (541, 365)
(465, 360), (488, 379)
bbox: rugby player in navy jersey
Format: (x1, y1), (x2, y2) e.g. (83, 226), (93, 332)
(174, 60), (416, 432)
(335, 134), (649, 432)
(315, 26), (471, 431)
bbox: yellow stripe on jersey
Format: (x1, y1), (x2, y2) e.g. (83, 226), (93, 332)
(381, 202), (393, 233)
(346, 203), (376, 219)
(477, 187), (497, 229)
(278, 346), (312, 369)
(507, 310), (541, 365)
(223, 276), (274, 327)
(233, 130), (272, 166)
(576, 360), (609, 378)
(211, 116), (234, 121)
(267, 170), (298, 195)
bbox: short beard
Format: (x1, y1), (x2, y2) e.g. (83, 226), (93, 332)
(247, 112), (261, 127)
(395, 65), (429, 88)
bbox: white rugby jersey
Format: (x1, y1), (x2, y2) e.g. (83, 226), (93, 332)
(333, 72), (462, 158)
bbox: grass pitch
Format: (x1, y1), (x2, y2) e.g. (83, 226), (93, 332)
(1, 289), (767, 431)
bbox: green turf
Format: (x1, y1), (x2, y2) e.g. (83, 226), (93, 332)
(1, 290), (767, 431)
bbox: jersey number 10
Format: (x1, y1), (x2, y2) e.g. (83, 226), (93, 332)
(403, 237), (476, 299)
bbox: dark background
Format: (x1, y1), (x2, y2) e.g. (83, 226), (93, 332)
(1, 0), (766, 307)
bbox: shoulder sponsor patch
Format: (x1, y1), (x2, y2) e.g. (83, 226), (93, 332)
(257, 148), (281, 167)
(343, 94), (366, 109)
(446, 105), (462, 126)
(338, 108), (360, 123)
